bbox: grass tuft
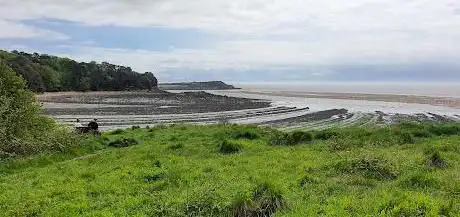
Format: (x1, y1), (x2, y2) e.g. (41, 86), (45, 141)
(108, 137), (139, 148)
(335, 157), (397, 180)
(233, 182), (285, 217)
(219, 140), (242, 154)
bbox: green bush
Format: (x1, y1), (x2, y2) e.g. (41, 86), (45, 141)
(108, 137), (139, 148)
(428, 124), (460, 136)
(0, 62), (74, 157)
(269, 131), (313, 146)
(131, 125), (141, 130)
(219, 140), (242, 154)
(289, 131), (313, 144)
(314, 129), (341, 140)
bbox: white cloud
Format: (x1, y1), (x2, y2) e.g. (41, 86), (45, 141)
(0, 20), (68, 39)
(1, 0), (460, 75)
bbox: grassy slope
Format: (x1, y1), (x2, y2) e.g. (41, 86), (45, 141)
(0, 124), (459, 217)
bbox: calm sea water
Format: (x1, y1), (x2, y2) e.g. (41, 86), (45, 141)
(234, 82), (460, 98)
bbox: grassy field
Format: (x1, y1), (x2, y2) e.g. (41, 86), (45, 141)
(1, 123), (459, 216)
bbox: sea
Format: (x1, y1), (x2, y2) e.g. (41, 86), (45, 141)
(233, 82), (460, 98)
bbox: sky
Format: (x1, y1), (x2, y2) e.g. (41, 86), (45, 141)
(1, 0), (460, 82)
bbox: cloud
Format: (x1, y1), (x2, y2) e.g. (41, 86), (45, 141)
(1, 0), (460, 81)
(0, 20), (68, 39)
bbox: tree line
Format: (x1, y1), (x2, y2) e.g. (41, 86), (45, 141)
(0, 50), (158, 92)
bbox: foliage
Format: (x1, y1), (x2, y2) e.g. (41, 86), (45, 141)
(0, 62), (76, 157)
(268, 130), (313, 146)
(1, 123), (460, 216)
(0, 50), (158, 92)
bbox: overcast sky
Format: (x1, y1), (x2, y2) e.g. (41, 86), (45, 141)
(1, 0), (460, 82)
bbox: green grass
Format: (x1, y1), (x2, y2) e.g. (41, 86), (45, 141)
(0, 123), (459, 216)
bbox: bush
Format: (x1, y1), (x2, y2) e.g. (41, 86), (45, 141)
(314, 129), (341, 140)
(110, 129), (125, 135)
(396, 131), (416, 144)
(108, 137), (139, 148)
(219, 140), (242, 154)
(0, 62), (73, 157)
(428, 124), (460, 136)
(269, 131), (313, 146)
(131, 125), (141, 130)
(289, 131), (313, 144)
(268, 132), (290, 146)
(233, 182), (285, 217)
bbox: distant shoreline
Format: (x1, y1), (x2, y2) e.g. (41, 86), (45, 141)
(237, 90), (460, 109)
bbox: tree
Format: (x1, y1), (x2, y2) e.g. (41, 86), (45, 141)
(0, 62), (55, 156)
(0, 50), (159, 92)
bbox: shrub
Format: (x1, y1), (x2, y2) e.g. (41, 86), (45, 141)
(131, 125), (141, 130)
(396, 131), (416, 144)
(269, 131), (313, 146)
(314, 129), (340, 140)
(428, 124), (460, 136)
(0, 62), (71, 157)
(110, 129), (125, 135)
(219, 140), (242, 154)
(108, 137), (139, 148)
(233, 182), (285, 217)
(335, 157), (397, 180)
(289, 131), (313, 144)
(268, 132), (290, 146)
